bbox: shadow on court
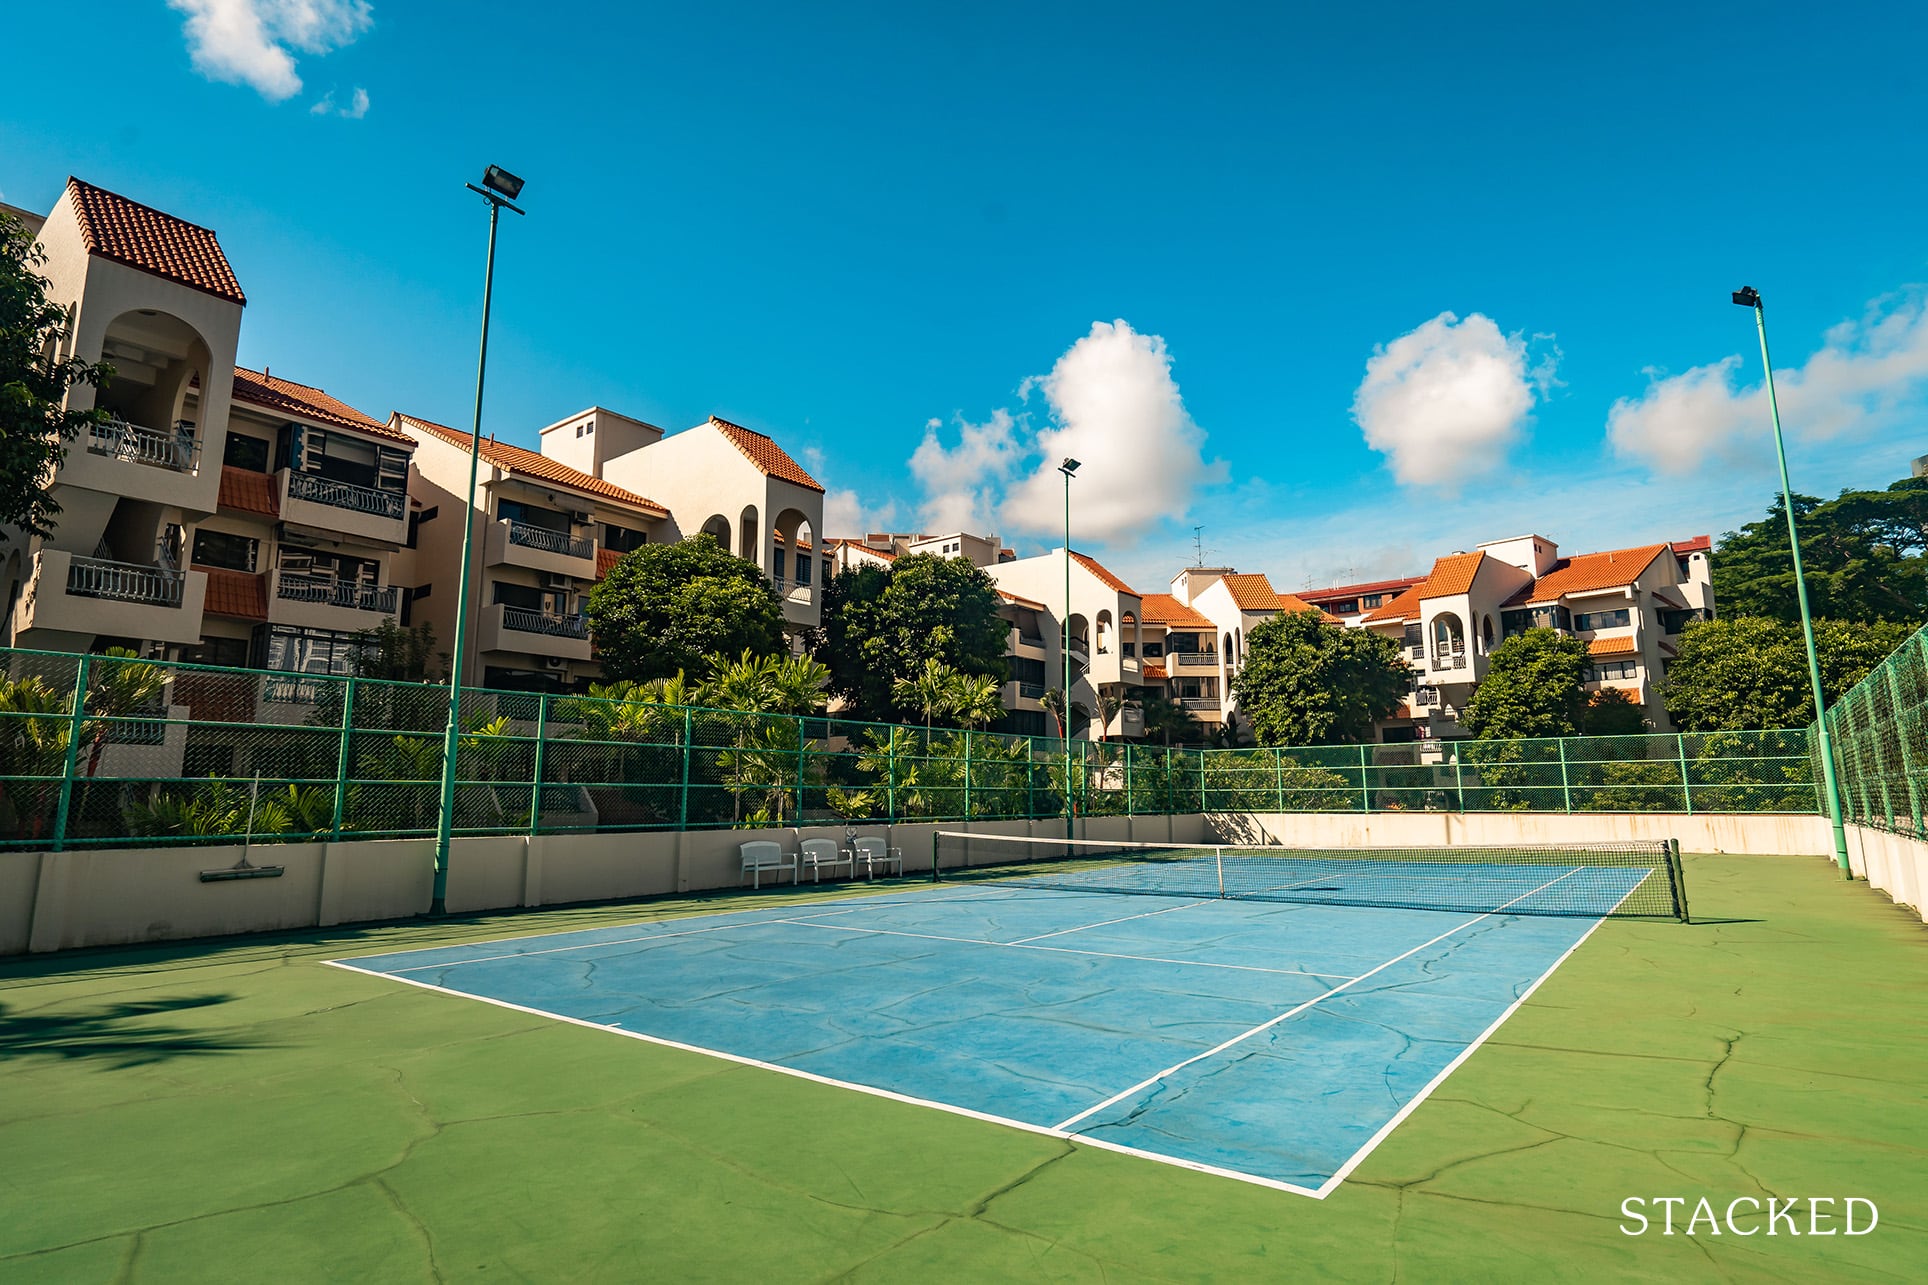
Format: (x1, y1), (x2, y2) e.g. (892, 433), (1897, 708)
(0, 993), (264, 1069)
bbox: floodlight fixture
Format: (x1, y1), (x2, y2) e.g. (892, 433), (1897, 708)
(482, 165), (525, 201)
(1060, 458), (1082, 475)
(1732, 286), (1761, 308)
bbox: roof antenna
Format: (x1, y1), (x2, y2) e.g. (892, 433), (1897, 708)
(1191, 526), (1207, 568)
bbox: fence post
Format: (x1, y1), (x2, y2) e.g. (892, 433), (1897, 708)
(1676, 733), (1694, 816)
(1887, 661), (1923, 834)
(50, 653), (93, 853)
(1453, 750), (1465, 813)
(1274, 747), (1285, 813)
(1357, 743), (1370, 813)
(795, 715), (807, 827)
(1026, 736), (1035, 818)
(1124, 742), (1134, 815)
(678, 707), (693, 831)
(1197, 747), (1207, 813)
(331, 676), (357, 839)
(887, 731), (898, 823)
(1557, 738), (1572, 813)
(528, 694), (549, 837)
(963, 730), (974, 821)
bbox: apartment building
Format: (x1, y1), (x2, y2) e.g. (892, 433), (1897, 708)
(396, 414), (671, 692)
(1138, 593), (1221, 721)
(1348, 533), (1715, 737)
(1163, 568), (1330, 733)
(987, 549), (1146, 741)
(994, 588), (1053, 738)
(1296, 576), (1424, 627)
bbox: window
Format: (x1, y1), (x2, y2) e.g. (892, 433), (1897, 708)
(181, 636), (250, 668)
(286, 426), (408, 493)
(1362, 593), (1384, 608)
(222, 433), (270, 472)
(1123, 642), (1136, 657)
(499, 499), (568, 533)
(1329, 599), (1358, 615)
(191, 529), (258, 572)
(575, 423), (585, 438)
(603, 524), (649, 554)
(583, 421), (593, 436)
(262, 625), (362, 676)
(1588, 660), (1639, 682)
(1660, 607), (1706, 634)
(1502, 605), (1572, 636)
(1142, 641), (1164, 658)
(795, 551), (811, 585)
(1575, 608), (1632, 631)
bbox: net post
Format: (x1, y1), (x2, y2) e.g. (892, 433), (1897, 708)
(1668, 837), (1690, 922)
(1216, 846), (1226, 898)
(331, 675), (357, 841)
(50, 652), (92, 853)
(1557, 737), (1572, 813)
(1676, 733), (1694, 815)
(528, 692), (549, 838)
(931, 830), (941, 882)
(1357, 743), (1369, 813)
(677, 707), (693, 832)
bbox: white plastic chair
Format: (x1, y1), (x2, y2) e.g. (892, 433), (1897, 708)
(799, 837), (853, 882)
(739, 840), (797, 888)
(851, 836), (903, 880)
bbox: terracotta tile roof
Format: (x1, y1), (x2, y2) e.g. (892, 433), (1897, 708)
(1673, 535), (1712, 554)
(1070, 551), (1136, 595)
(66, 177), (245, 305)
(1363, 583), (1425, 624)
(1298, 575), (1424, 605)
(1140, 593), (1215, 629)
(1221, 572), (1285, 611)
(1585, 635), (1641, 658)
(232, 367), (408, 443)
(1275, 591), (1334, 620)
(997, 588), (1049, 612)
(1142, 662), (1169, 680)
(596, 548), (623, 580)
(707, 416), (823, 492)
(1416, 551), (1485, 599)
(398, 414), (669, 517)
(217, 466), (278, 517)
(1523, 544), (1667, 605)
(199, 568), (267, 620)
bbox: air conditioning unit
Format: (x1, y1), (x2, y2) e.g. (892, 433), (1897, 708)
(541, 656), (567, 670)
(539, 572), (572, 589)
(570, 509), (594, 526)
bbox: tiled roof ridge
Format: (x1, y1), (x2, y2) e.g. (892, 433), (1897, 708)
(1140, 592), (1214, 629)
(1416, 550), (1485, 600)
(1069, 550), (1137, 595)
(399, 414), (669, 515)
(707, 415), (824, 492)
(66, 177), (246, 305)
(231, 366), (408, 441)
(1298, 575), (1423, 601)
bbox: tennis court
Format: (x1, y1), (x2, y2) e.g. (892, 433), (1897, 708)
(334, 835), (1677, 1195)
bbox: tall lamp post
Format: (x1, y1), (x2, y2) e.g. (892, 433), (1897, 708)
(1059, 458), (1080, 840)
(1732, 286), (1852, 878)
(431, 165), (526, 915)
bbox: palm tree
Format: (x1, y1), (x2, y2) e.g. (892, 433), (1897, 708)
(82, 648), (171, 779)
(893, 657), (956, 733)
(1139, 691), (1205, 747)
(944, 670), (1003, 730)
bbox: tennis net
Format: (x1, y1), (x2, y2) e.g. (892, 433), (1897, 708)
(931, 831), (1689, 920)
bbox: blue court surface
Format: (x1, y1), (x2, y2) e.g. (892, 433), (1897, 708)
(333, 868), (1644, 1197)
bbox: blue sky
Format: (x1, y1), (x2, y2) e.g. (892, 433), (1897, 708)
(5, 2), (1927, 591)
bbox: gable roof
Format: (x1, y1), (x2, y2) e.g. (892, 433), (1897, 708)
(1363, 583), (1425, 624)
(1070, 551), (1137, 595)
(1417, 551), (1485, 599)
(232, 367), (410, 443)
(1222, 572), (1284, 611)
(707, 416), (823, 492)
(1298, 575), (1424, 605)
(65, 177), (245, 305)
(398, 414), (669, 516)
(1673, 535), (1712, 554)
(1585, 635), (1641, 658)
(199, 569), (267, 620)
(1518, 544), (1668, 605)
(1140, 592), (1215, 630)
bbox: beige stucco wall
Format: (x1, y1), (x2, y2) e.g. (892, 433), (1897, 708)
(1214, 810), (1832, 855)
(1844, 825), (1928, 923)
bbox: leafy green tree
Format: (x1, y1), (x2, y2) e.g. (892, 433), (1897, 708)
(587, 535), (786, 683)
(1661, 616), (1914, 731)
(1231, 611), (1410, 746)
(350, 621), (443, 682)
(889, 657), (1002, 731)
(1580, 687), (1649, 736)
(1461, 629), (1589, 740)
(1713, 479), (1928, 624)
(2, 212), (115, 539)
(814, 555), (1009, 722)
(1138, 690), (1205, 746)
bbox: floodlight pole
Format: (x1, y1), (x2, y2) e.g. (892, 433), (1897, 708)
(431, 174), (525, 915)
(1740, 289), (1852, 878)
(1060, 461), (1078, 841)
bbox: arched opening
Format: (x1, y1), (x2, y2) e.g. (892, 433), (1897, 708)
(772, 507), (813, 602)
(1222, 631), (1234, 665)
(738, 505), (761, 572)
(1065, 613), (1091, 673)
(1096, 610), (1113, 655)
(1481, 615), (1495, 653)
(1121, 611), (1138, 662)
(1432, 613), (1467, 670)
(93, 310), (212, 474)
(699, 514), (731, 552)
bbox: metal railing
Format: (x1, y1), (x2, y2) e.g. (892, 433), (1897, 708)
(1018, 682), (1045, 699)
(505, 520), (594, 560)
(87, 418), (197, 473)
(64, 556), (185, 607)
(1017, 632), (1045, 647)
(1432, 649), (1468, 671)
(501, 607), (588, 639)
(286, 470), (406, 520)
(275, 573), (399, 614)
(0, 645), (1821, 852)
(1182, 697), (1222, 711)
(1172, 652), (1219, 669)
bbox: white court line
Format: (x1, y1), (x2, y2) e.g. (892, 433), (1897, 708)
(1051, 867), (1587, 1131)
(787, 918), (1355, 981)
(1006, 898), (1211, 944)
(322, 958), (1326, 1199)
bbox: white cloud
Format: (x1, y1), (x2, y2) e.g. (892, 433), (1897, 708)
(1351, 312), (1544, 487)
(168, 0), (373, 102)
(1608, 290), (1928, 474)
(308, 85), (370, 118)
(910, 408), (1024, 535)
(822, 487), (900, 539)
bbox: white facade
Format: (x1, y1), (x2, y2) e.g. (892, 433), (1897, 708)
(988, 549), (1145, 740)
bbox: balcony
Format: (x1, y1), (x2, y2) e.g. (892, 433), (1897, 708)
(478, 601), (593, 663)
(485, 517), (597, 577)
(88, 418), (198, 473)
(1016, 631), (1045, 650)
(1180, 696), (1221, 712)
(13, 549), (208, 647)
(268, 570), (400, 631)
(279, 469), (409, 545)
(1430, 648), (1469, 673)
(1171, 651), (1220, 670)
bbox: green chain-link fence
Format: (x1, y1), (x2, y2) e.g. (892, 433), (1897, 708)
(1820, 620), (1928, 838)
(0, 646), (1818, 851)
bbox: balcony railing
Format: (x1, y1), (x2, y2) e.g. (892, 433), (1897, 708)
(502, 607), (588, 639)
(1181, 696), (1221, 712)
(505, 520), (593, 560)
(66, 556), (184, 607)
(276, 573), (398, 614)
(287, 470), (406, 520)
(262, 675), (322, 705)
(1171, 652), (1219, 669)
(1018, 681), (1045, 699)
(1431, 648), (1468, 671)
(1017, 631), (1044, 647)
(87, 418), (198, 473)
